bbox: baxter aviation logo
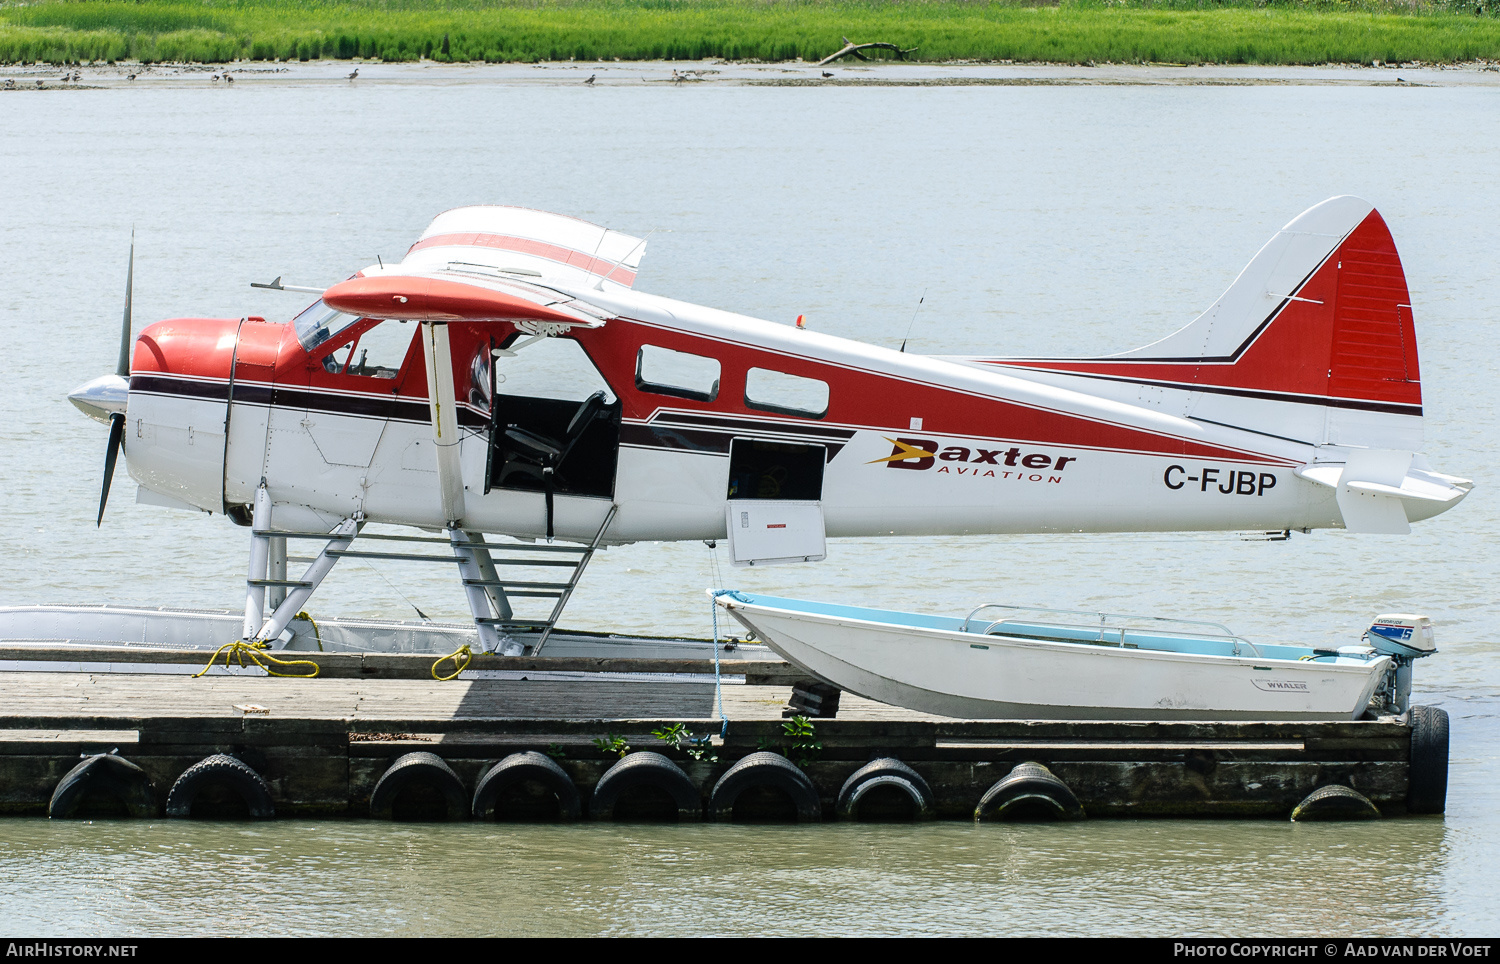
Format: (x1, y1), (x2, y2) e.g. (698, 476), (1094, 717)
(869, 437), (1078, 482)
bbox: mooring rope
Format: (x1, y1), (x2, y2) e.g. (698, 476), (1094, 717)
(294, 610), (324, 652)
(709, 589), (734, 738)
(193, 640), (320, 679)
(432, 643), (473, 681)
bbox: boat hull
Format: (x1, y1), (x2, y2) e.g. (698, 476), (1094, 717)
(721, 600), (1389, 721)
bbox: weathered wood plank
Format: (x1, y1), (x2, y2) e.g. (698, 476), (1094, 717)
(0, 647), (805, 683)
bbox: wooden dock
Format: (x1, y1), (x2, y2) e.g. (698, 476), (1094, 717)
(0, 650), (1449, 822)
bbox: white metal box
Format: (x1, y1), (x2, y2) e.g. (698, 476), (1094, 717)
(725, 500), (826, 567)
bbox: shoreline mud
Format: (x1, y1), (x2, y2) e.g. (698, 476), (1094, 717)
(5, 58), (1500, 89)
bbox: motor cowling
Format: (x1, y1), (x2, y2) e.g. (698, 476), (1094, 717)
(1366, 614), (1436, 659)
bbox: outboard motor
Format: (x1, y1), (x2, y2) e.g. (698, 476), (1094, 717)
(1365, 614), (1437, 714)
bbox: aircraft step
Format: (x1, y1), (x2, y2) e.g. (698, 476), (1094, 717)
(325, 550), (465, 564)
(253, 529), (588, 552)
(483, 557), (582, 568)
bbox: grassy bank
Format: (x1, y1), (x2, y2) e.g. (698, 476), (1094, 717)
(3, 0), (1499, 67)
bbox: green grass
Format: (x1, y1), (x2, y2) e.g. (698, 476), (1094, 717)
(2, 0), (1499, 66)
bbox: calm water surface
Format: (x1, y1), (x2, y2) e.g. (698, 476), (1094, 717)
(0, 74), (1496, 936)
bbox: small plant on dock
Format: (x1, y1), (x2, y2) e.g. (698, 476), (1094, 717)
(545, 742), (568, 761)
(783, 715), (822, 767)
(651, 723), (718, 764)
(759, 715), (822, 767)
(591, 733), (630, 759)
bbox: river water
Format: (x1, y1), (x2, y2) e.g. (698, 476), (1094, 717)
(0, 64), (1497, 936)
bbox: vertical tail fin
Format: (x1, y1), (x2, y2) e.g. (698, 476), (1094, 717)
(986, 196), (1422, 450)
(973, 197), (1471, 533)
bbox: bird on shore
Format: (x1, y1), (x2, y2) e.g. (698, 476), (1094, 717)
(584, 73), (595, 85)
(211, 73), (220, 82)
(127, 73), (136, 81)
(672, 69), (681, 84)
(821, 70), (834, 78)
(225, 73), (233, 84)
(347, 68), (359, 81)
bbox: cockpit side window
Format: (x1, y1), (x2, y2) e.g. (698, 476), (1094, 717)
(343, 320), (414, 378)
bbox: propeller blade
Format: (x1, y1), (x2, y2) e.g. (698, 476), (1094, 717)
(97, 412), (125, 526)
(116, 234), (134, 378)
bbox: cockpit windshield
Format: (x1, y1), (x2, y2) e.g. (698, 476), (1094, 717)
(292, 300), (360, 352)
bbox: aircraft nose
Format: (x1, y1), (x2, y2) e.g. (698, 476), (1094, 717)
(68, 373), (129, 425)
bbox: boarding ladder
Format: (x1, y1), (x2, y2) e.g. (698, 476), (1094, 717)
(241, 483), (615, 654)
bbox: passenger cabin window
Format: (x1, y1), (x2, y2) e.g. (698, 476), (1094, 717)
(636, 345), (720, 402)
(744, 368), (829, 419)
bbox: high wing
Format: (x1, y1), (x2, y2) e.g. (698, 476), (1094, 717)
(321, 205), (643, 330)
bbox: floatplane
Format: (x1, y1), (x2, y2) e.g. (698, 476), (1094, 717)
(6, 197), (1469, 705)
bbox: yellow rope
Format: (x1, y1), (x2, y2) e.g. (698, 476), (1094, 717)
(294, 610), (324, 652)
(193, 640), (321, 679)
(432, 644), (473, 681)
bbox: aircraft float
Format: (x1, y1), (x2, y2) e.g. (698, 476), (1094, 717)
(53, 196), (1470, 658)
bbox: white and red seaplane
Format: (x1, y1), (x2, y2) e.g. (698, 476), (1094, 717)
(8, 196), (1470, 681)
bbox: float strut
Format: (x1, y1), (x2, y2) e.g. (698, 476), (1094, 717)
(242, 483), (272, 639)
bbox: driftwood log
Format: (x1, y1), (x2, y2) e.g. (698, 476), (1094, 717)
(817, 36), (919, 67)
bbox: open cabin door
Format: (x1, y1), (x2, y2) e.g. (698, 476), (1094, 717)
(725, 438), (827, 566)
(483, 335), (622, 504)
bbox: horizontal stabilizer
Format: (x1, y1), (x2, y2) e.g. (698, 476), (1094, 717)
(1295, 450), (1472, 534)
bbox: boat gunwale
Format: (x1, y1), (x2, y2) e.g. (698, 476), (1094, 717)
(720, 595), (1391, 677)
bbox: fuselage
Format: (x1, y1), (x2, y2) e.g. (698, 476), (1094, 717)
(120, 289), (1357, 546)
(102, 198), (1469, 546)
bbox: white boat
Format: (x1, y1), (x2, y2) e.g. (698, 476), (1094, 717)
(714, 592), (1435, 721)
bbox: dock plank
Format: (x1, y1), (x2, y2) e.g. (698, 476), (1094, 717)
(0, 672), (715, 721)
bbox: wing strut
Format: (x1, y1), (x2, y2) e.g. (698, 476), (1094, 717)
(419, 321), (467, 526)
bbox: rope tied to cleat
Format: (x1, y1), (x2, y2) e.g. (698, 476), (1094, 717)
(294, 610), (323, 652)
(432, 644), (473, 681)
(193, 640), (321, 679)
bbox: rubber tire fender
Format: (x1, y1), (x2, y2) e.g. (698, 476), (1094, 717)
(836, 757), (934, 821)
(1407, 704), (1450, 815)
(975, 762), (1085, 822)
(370, 751), (469, 821)
(590, 751), (702, 822)
(472, 751), (581, 821)
(165, 753), (274, 819)
(49, 753), (156, 819)
(1290, 784), (1381, 821)
(708, 751), (821, 822)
